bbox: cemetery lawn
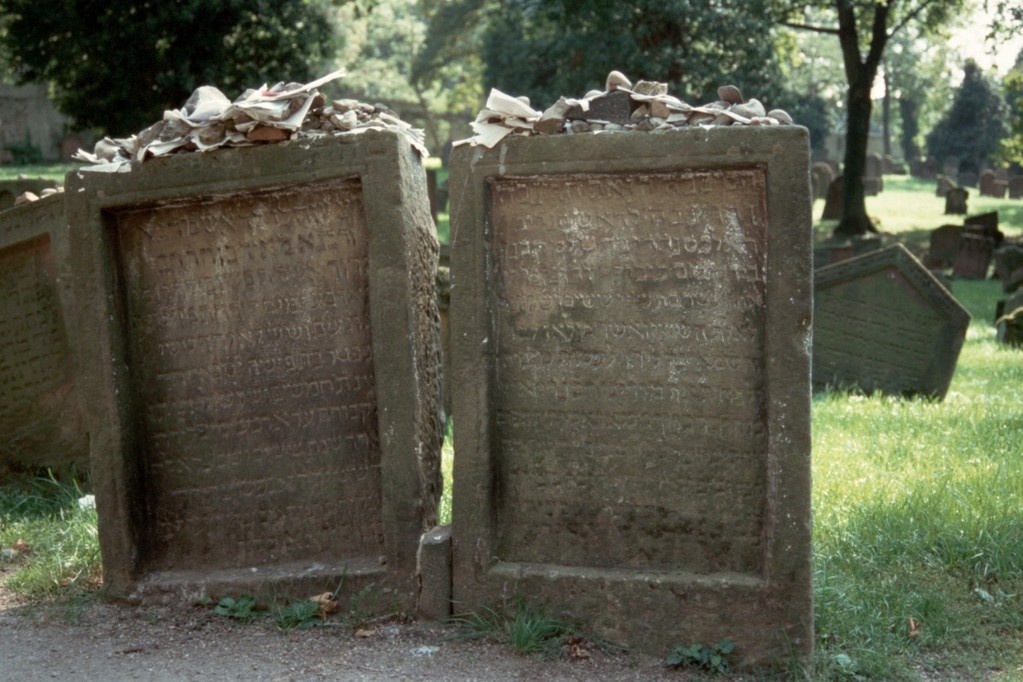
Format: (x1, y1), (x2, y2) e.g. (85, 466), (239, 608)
(0, 163), (79, 183)
(809, 278), (1023, 681)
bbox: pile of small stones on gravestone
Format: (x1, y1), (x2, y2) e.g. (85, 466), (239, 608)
(457, 70), (795, 149)
(72, 69), (429, 167)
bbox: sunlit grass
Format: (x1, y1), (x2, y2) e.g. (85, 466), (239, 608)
(0, 163), (78, 183)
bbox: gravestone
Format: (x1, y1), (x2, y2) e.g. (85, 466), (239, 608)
(964, 211), (1002, 247)
(822, 174), (844, 219)
(993, 244), (1023, 291)
(1009, 176), (1023, 200)
(813, 243), (970, 399)
(924, 224), (963, 269)
(945, 187), (968, 215)
(979, 170), (1007, 198)
(959, 171), (978, 188)
(0, 195), (88, 481)
(811, 162), (834, 200)
(920, 158), (938, 180)
(449, 128), (813, 665)
(942, 156), (959, 182)
(935, 175), (955, 198)
(863, 152), (883, 195)
(65, 131), (444, 606)
(952, 233), (995, 279)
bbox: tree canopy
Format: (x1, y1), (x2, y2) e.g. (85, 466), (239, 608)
(0, 0), (337, 135)
(926, 59), (1008, 172)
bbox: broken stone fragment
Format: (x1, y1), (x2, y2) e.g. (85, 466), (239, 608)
(568, 120), (592, 133)
(246, 125), (290, 142)
(535, 97), (574, 134)
(14, 191), (38, 205)
(649, 100), (671, 118)
(729, 98), (766, 119)
(568, 90), (633, 125)
(605, 70), (632, 91)
(717, 84), (743, 104)
(767, 109), (793, 124)
(633, 80), (668, 96)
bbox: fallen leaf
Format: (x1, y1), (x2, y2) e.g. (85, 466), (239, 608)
(309, 592), (339, 618)
(355, 627), (377, 638)
(907, 617), (921, 638)
(12, 539), (30, 554)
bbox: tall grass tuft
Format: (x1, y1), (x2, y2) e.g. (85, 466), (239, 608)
(0, 475), (101, 598)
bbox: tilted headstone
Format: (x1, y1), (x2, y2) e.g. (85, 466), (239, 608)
(0, 195), (89, 481)
(925, 224), (964, 269)
(65, 131), (444, 606)
(449, 128), (813, 665)
(813, 243), (970, 399)
(952, 233), (996, 279)
(945, 187), (968, 215)
(822, 174), (844, 219)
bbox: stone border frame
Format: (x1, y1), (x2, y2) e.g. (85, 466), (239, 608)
(448, 128), (813, 664)
(0, 194), (89, 479)
(813, 242), (971, 399)
(64, 131), (441, 605)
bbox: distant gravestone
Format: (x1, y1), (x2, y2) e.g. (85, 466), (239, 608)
(1009, 176), (1023, 199)
(920, 158), (938, 180)
(964, 211), (1002, 247)
(65, 131), (444, 606)
(0, 196), (88, 481)
(945, 187), (968, 215)
(822, 174), (844, 219)
(811, 162), (834, 200)
(935, 175), (955, 198)
(814, 243), (970, 399)
(952, 233), (996, 279)
(925, 224), (964, 269)
(979, 170), (1007, 198)
(449, 128), (813, 665)
(863, 152), (883, 195)
(993, 244), (1023, 291)
(943, 156), (960, 181)
(959, 171), (978, 188)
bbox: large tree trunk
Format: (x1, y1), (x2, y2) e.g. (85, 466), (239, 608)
(833, 0), (888, 237)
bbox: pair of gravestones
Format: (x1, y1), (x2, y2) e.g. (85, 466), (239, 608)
(0, 123), (865, 666)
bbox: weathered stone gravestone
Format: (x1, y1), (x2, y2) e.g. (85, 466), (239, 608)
(935, 175), (955, 198)
(1009, 175), (1023, 200)
(65, 131), (444, 606)
(813, 243), (970, 399)
(952, 233), (996, 279)
(945, 187), (968, 215)
(863, 152), (883, 195)
(964, 211), (1002, 247)
(924, 224), (964, 269)
(994, 244), (1023, 292)
(822, 174), (844, 219)
(942, 156), (959, 182)
(980, 170), (1008, 198)
(449, 128), (813, 665)
(0, 195), (89, 481)
(811, 162), (834, 200)
(959, 171), (978, 188)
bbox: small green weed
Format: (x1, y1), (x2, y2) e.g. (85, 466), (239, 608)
(213, 595), (259, 623)
(272, 599), (321, 631)
(450, 597), (573, 656)
(666, 639), (736, 675)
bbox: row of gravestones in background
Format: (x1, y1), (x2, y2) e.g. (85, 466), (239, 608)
(0, 128), (977, 667)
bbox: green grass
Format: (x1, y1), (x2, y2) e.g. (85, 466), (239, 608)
(805, 278), (1023, 681)
(0, 163), (79, 183)
(449, 597), (574, 656)
(0, 476), (100, 599)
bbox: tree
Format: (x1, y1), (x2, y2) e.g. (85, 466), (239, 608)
(997, 49), (1023, 169)
(926, 59), (1008, 172)
(416, 0), (788, 115)
(782, 1), (969, 237)
(0, 0), (337, 136)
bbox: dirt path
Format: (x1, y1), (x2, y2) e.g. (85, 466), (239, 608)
(0, 581), (691, 681)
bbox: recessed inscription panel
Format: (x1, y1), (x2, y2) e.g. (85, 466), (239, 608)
(490, 171), (768, 574)
(115, 178), (382, 571)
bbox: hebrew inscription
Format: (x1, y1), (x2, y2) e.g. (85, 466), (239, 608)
(490, 171), (768, 574)
(114, 178), (382, 570)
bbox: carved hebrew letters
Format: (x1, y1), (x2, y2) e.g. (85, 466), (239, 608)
(114, 178), (382, 570)
(490, 171), (769, 574)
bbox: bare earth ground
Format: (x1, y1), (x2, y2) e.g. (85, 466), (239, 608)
(0, 571), (693, 682)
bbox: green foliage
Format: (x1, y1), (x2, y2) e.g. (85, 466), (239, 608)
(0, 475), (100, 598)
(0, 0), (337, 135)
(665, 639), (735, 675)
(213, 595), (260, 623)
(272, 599), (321, 631)
(926, 59), (1008, 171)
(996, 48), (1023, 168)
(5, 134), (42, 165)
(450, 597), (572, 656)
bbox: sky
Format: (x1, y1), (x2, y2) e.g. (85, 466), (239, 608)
(948, 4), (1023, 75)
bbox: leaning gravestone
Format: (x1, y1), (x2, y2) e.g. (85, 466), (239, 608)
(0, 195), (89, 481)
(811, 162), (834, 200)
(65, 130), (444, 606)
(449, 128), (813, 665)
(814, 243), (970, 399)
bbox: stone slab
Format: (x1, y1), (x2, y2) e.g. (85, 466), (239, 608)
(0, 195), (88, 481)
(64, 131), (443, 609)
(448, 128), (813, 666)
(813, 243), (970, 399)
